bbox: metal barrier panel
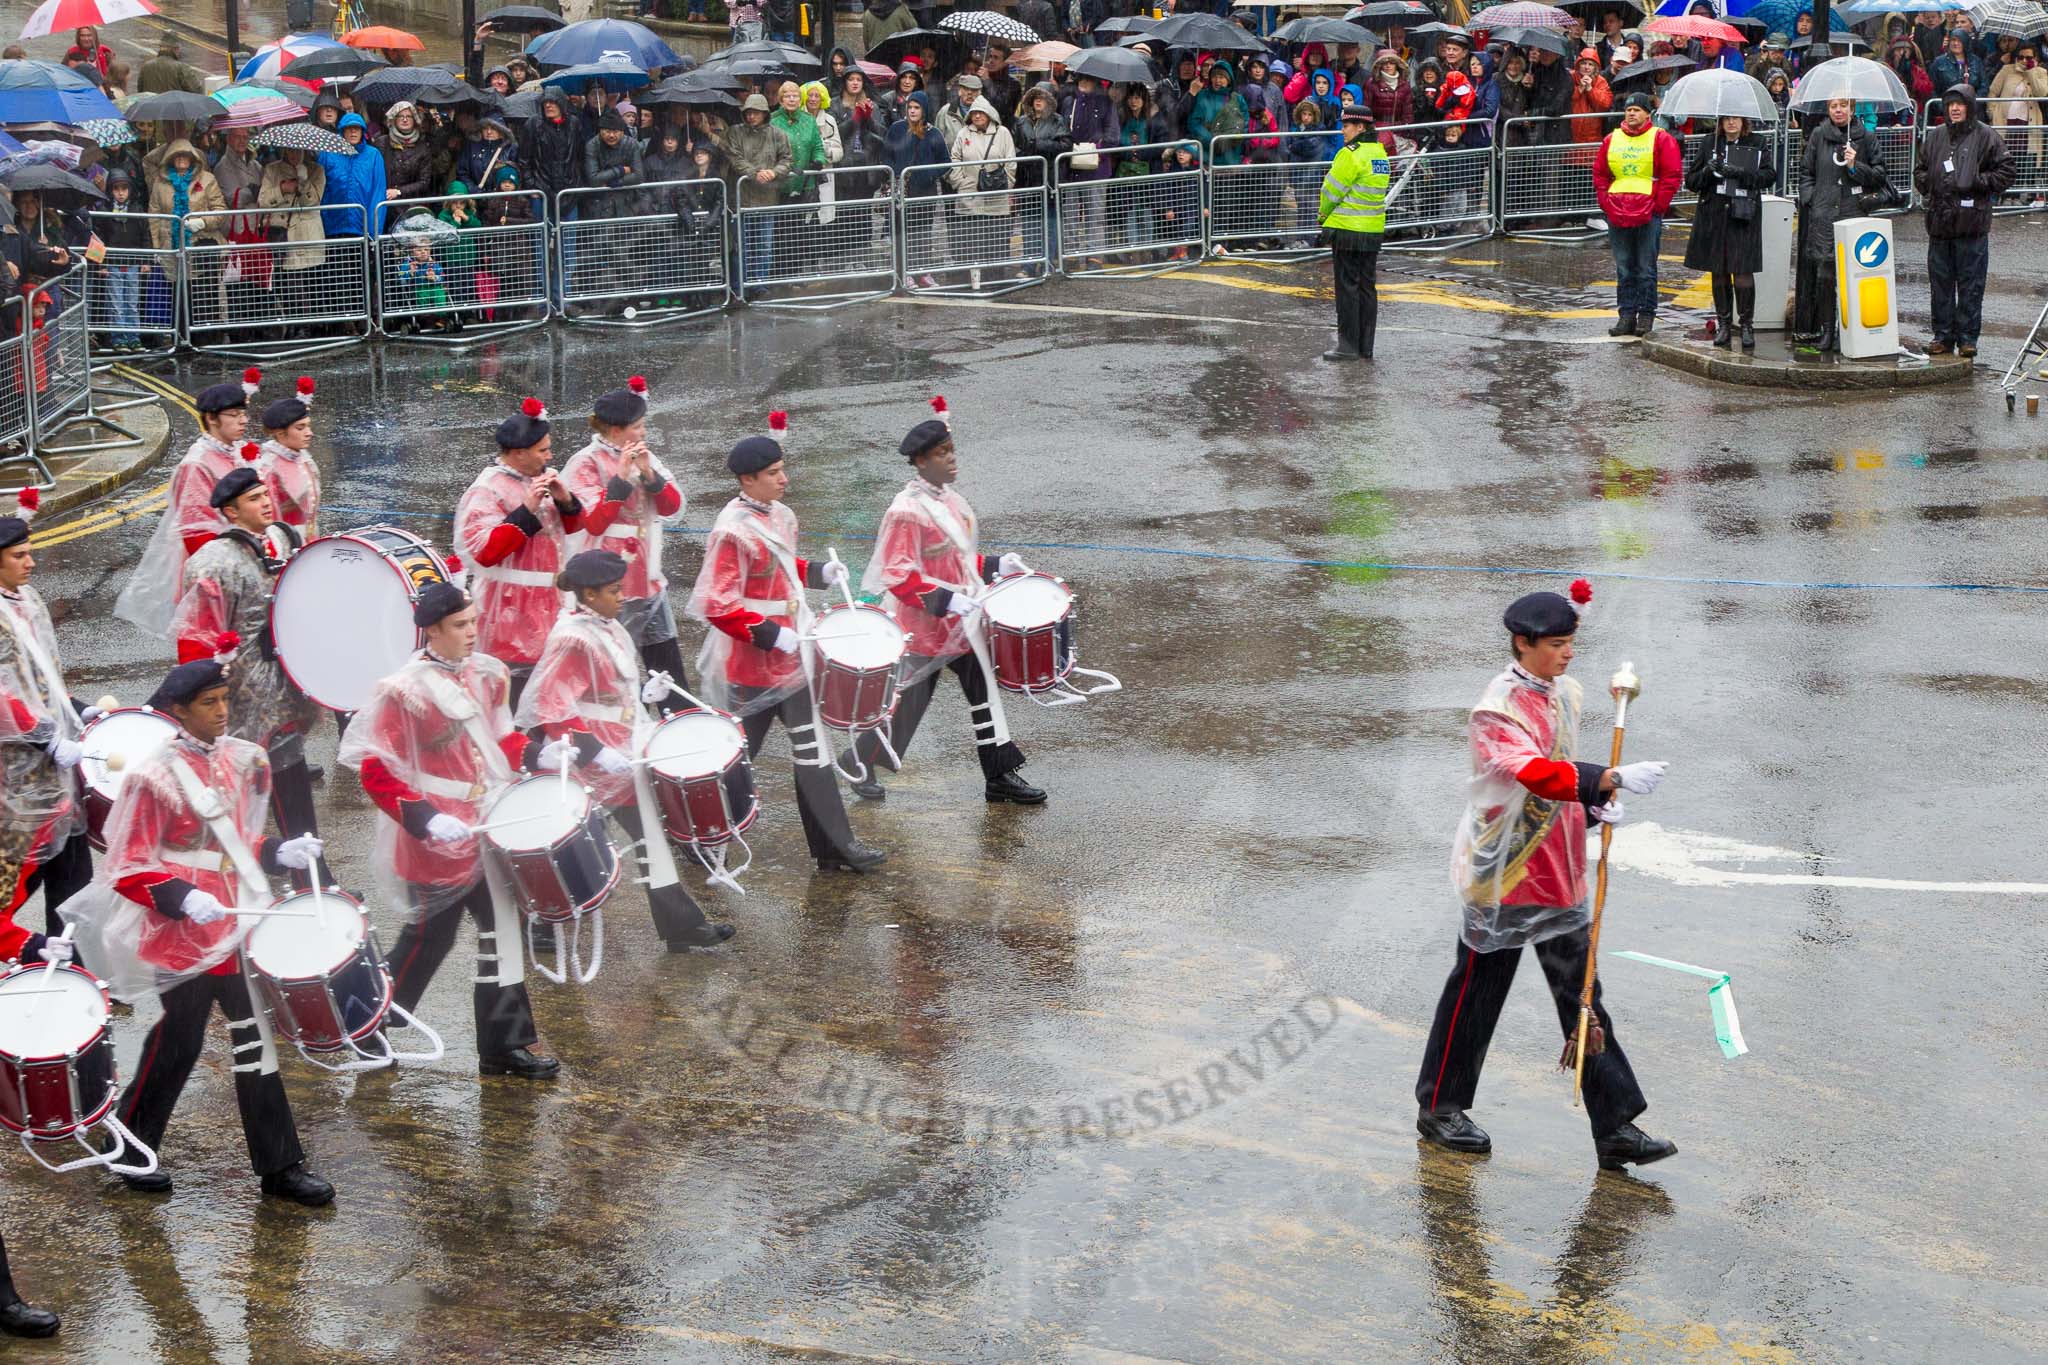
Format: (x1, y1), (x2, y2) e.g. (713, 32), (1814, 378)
(1498, 114), (1618, 234)
(184, 203), (371, 353)
(900, 155), (1050, 295)
(1057, 142), (1203, 276)
(557, 178), (731, 322)
(0, 311), (34, 458)
(1978, 95), (2048, 204)
(84, 211), (182, 357)
(1379, 120), (1496, 245)
(28, 272), (91, 432)
(735, 165), (897, 308)
(377, 191), (551, 336)
(1671, 128), (1713, 211)
(1207, 131), (1333, 257)
(1782, 118), (1918, 211)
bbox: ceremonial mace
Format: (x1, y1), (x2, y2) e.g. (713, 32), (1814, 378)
(1562, 661), (1640, 1105)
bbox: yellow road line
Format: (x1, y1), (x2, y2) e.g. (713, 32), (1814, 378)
(1168, 267), (1614, 319)
(27, 364), (193, 546)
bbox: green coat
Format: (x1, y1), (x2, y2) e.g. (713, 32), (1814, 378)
(769, 108), (824, 198)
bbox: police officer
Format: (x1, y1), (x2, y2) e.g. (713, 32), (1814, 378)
(1317, 104), (1389, 363)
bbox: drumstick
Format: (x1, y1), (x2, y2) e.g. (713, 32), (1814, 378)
(826, 547), (859, 611)
(224, 907), (322, 918)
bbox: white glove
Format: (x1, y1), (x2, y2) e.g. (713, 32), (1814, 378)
(997, 552), (1027, 576)
(640, 672), (673, 704)
(79, 705), (106, 724)
(180, 888), (227, 925)
(944, 593), (981, 618)
(426, 812), (471, 845)
(821, 560), (849, 587)
(595, 746), (633, 776)
(275, 833), (324, 870)
(537, 738), (576, 772)
(39, 936), (74, 965)
(1613, 760), (1668, 796)
(1591, 800), (1626, 825)
(771, 626), (800, 655)
(46, 738), (82, 770)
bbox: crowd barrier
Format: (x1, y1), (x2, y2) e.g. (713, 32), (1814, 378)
(735, 164), (898, 310)
(84, 211), (182, 360)
(182, 203), (372, 359)
(1982, 95), (2048, 205)
(901, 154), (1051, 297)
(1057, 141), (1203, 277)
(377, 190), (552, 342)
(558, 178), (732, 324)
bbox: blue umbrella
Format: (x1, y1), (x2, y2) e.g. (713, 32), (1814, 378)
(0, 130), (23, 159)
(539, 60), (651, 92)
(0, 60), (125, 126)
(1837, 0), (1971, 12)
(524, 18), (679, 71)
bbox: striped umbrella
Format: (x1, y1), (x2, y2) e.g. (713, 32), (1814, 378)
(207, 86), (306, 129)
(17, 0), (157, 42)
(237, 33), (345, 80)
(1474, 1), (1574, 27)
(1972, 0), (2048, 38)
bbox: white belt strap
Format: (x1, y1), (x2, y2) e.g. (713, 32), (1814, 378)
(473, 564), (558, 588)
(740, 596), (801, 616)
(575, 701), (636, 725)
(162, 848), (224, 872)
(742, 520), (831, 764)
(166, 755), (271, 906)
(416, 665), (513, 787)
(412, 772), (486, 801)
(596, 522), (639, 539)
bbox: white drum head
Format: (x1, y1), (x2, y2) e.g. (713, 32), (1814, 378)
(0, 968), (107, 1057)
(486, 777), (588, 852)
(982, 574), (1072, 630)
(643, 711), (745, 781)
(271, 536), (425, 713)
(814, 604), (906, 671)
(247, 896), (367, 979)
(80, 709), (176, 799)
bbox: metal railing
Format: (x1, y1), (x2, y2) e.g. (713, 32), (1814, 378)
(183, 203), (372, 358)
(1058, 142), (1203, 277)
(0, 301), (40, 485)
(1957, 93), (2048, 206)
(1783, 117), (1919, 213)
(735, 164), (898, 310)
(557, 178), (731, 324)
(376, 191), (551, 344)
(1208, 130), (1333, 259)
(1498, 113), (1623, 238)
(84, 212), (182, 359)
(1380, 120), (1496, 250)
(902, 154), (1051, 297)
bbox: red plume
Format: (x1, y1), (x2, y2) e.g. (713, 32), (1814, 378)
(295, 375), (314, 396)
(1569, 578), (1593, 606)
(214, 631), (241, 658)
(16, 487), (38, 515)
(930, 395), (950, 428)
(767, 410), (788, 441)
(241, 367), (262, 396)
(627, 375), (648, 395)
(521, 396), (546, 419)
(241, 442), (262, 462)
(444, 553), (464, 574)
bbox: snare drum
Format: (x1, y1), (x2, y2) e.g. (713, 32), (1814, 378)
(811, 602), (905, 732)
(482, 777), (621, 923)
(641, 709), (759, 846)
(980, 572), (1077, 695)
(0, 963), (118, 1141)
(78, 707), (178, 851)
(244, 890), (392, 1054)
(270, 526), (450, 713)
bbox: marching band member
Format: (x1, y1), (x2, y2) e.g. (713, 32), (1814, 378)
(114, 369), (263, 636)
(170, 467), (327, 886)
(455, 397), (583, 703)
(1413, 585), (1677, 1171)
(848, 399), (1044, 806)
(559, 377), (692, 698)
(337, 582), (561, 1079)
(58, 655), (333, 1205)
(0, 489), (95, 936)
(687, 419), (885, 874)
(516, 550), (735, 949)
(0, 1232), (58, 1338)
(256, 376), (323, 536)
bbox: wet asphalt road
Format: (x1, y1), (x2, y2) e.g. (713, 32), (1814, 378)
(3, 221), (2048, 1362)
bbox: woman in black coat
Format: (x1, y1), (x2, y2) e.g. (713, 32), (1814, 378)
(1795, 98), (1888, 347)
(1683, 114), (1777, 351)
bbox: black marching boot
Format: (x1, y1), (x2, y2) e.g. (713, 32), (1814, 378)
(259, 1162), (336, 1207)
(985, 769), (1047, 805)
(1736, 283), (1756, 351)
(817, 839), (887, 874)
(0, 1297), (58, 1339)
(1416, 1108), (1493, 1154)
(479, 1047), (562, 1080)
(1594, 1123), (1678, 1171)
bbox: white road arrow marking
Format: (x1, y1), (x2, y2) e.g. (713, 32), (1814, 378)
(1600, 822), (2048, 896)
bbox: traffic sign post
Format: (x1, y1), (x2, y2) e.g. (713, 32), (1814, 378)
(1833, 217), (1900, 359)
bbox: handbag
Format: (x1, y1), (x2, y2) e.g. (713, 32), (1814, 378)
(976, 161), (1008, 193)
(1070, 140), (1100, 172)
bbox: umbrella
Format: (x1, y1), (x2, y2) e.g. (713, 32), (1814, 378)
(250, 121), (353, 154)
(1472, 2), (1574, 28)
(353, 65), (469, 103)
(1063, 45), (1163, 83)
(540, 60), (650, 91)
(1972, 0), (2048, 38)
(1095, 15), (1160, 34)
(709, 39), (822, 73)
(865, 29), (959, 68)
(122, 88), (218, 123)
(242, 76), (318, 108)
(78, 114), (132, 144)
(208, 85), (307, 129)
(1721, 13), (1769, 34)
(341, 25), (424, 52)
(500, 89), (543, 120)
(525, 18), (680, 71)
(1789, 53), (1910, 106)
(1405, 21), (1474, 41)
(417, 78), (497, 108)
(1149, 13), (1271, 51)
(1347, 0), (1437, 22)
(1785, 31), (1870, 53)
(1271, 16), (1381, 45)
(1554, 0), (1646, 16)
(0, 139), (79, 170)
(0, 131), (23, 159)
(1615, 52), (1697, 78)
(699, 53), (800, 79)
(939, 10), (1041, 43)
(1116, 34), (1163, 49)
(237, 32), (343, 80)
(480, 4), (566, 32)
(1655, 65), (1779, 119)
(855, 59), (894, 81)
(0, 161), (104, 200)
(1493, 24), (1576, 52)
(277, 46), (388, 81)
(1014, 40), (1080, 70)
(394, 210), (455, 242)
(1643, 14), (1749, 40)
(0, 59), (124, 125)
(1839, 0), (1973, 9)
(18, 0), (156, 42)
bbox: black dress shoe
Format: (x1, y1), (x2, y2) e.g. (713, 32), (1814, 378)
(1320, 348), (1360, 362)
(1595, 1122), (1677, 1171)
(1608, 312), (1636, 337)
(984, 770), (1047, 805)
(306, 763), (326, 783)
(479, 1047), (561, 1079)
(817, 840), (887, 873)
(109, 1139), (172, 1194)
(850, 774), (885, 801)
(0, 1298), (59, 1338)
(666, 921), (736, 950)
(1416, 1108), (1492, 1154)
(259, 1162), (335, 1207)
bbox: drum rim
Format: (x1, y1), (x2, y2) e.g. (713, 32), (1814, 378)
(79, 706), (179, 797)
(982, 571), (1073, 628)
(642, 708), (748, 776)
(0, 962), (112, 1063)
(245, 891), (371, 978)
(484, 774), (594, 851)
(269, 526), (449, 714)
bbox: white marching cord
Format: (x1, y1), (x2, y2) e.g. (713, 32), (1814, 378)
(529, 912), (603, 987)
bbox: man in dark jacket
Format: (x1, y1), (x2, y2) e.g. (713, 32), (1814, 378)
(1015, 0), (1060, 42)
(583, 110), (645, 216)
(1915, 83), (2016, 357)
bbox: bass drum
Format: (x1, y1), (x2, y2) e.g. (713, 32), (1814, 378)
(270, 526), (449, 714)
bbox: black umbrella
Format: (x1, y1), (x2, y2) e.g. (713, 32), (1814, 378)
(864, 28), (960, 69)
(1554, 0), (1642, 18)
(277, 47), (388, 82)
(1405, 21), (1473, 42)
(122, 90), (219, 124)
(1348, 0), (1436, 19)
(0, 162), (105, 201)
(644, 68), (749, 101)
(242, 77), (319, 109)
(1615, 53), (1695, 81)
(418, 79), (499, 109)
(699, 54), (802, 80)
(1094, 15), (1159, 36)
(501, 89), (543, 121)
(1722, 14), (1767, 37)
(1064, 46), (1163, 85)
(1272, 16), (1380, 48)
(712, 39), (822, 71)
(1490, 25), (1574, 55)
(353, 66), (468, 105)
(1149, 13), (1270, 53)
(480, 4), (567, 33)
(1787, 33), (1868, 53)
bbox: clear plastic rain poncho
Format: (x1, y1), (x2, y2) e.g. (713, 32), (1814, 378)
(454, 462), (573, 667)
(57, 733), (275, 1004)
(0, 585), (84, 893)
(113, 436), (242, 638)
(514, 605), (645, 810)
(257, 438), (322, 535)
(858, 476), (986, 683)
(169, 531), (323, 761)
(558, 436), (684, 600)
(686, 496), (817, 719)
(1449, 667), (1592, 953)
(335, 651), (523, 924)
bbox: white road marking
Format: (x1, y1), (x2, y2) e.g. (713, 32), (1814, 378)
(1604, 822), (2048, 896)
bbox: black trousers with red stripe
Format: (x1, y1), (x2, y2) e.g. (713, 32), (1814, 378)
(1414, 926), (1647, 1139)
(0, 1230), (18, 1302)
(388, 881), (537, 1058)
(853, 652), (1025, 781)
(119, 970), (305, 1177)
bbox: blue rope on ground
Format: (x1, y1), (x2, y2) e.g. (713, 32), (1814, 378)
(318, 506), (2048, 597)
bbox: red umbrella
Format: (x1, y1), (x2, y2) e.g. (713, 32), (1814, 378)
(1642, 15), (1747, 44)
(17, 0), (158, 42)
(341, 24), (425, 51)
